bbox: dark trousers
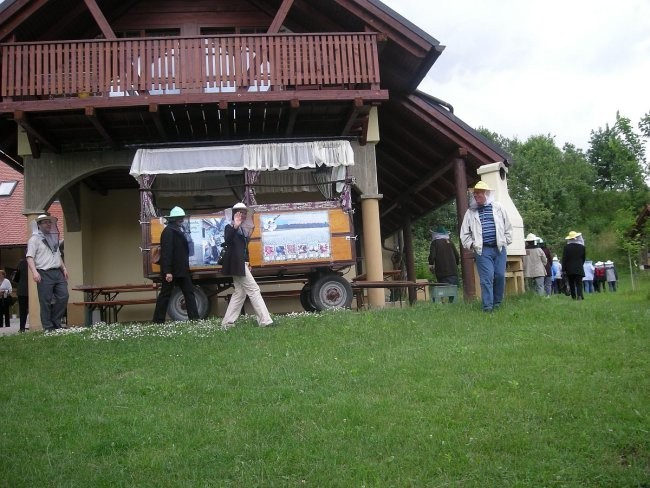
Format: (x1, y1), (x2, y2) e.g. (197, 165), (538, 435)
(567, 274), (584, 300)
(18, 295), (28, 330)
(153, 275), (199, 322)
(36, 269), (69, 330)
(0, 297), (10, 327)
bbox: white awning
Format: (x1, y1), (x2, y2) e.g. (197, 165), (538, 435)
(129, 140), (354, 177)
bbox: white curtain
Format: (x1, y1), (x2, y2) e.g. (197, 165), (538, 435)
(130, 140), (354, 177)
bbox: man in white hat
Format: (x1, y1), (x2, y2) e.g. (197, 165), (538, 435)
(152, 206), (199, 323)
(460, 181), (513, 312)
(25, 214), (69, 331)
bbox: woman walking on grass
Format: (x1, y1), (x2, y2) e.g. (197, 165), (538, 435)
(221, 202), (273, 328)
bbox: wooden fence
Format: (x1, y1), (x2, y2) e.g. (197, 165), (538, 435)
(0, 33), (380, 98)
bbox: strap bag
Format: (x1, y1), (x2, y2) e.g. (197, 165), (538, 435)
(217, 243), (229, 266)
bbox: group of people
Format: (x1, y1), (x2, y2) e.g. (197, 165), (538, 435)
(522, 230), (619, 300)
(0, 215), (64, 332)
(11, 202), (273, 332)
(582, 259), (618, 293)
(153, 202), (273, 328)
(13, 182), (623, 329)
(431, 180), (623, 310)
(428, 180), (513, 312)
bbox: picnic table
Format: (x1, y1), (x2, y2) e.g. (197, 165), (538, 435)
(72, 283), (159, 325)
(351, 280), (426, 309)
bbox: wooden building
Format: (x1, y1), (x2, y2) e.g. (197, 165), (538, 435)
(0, 0), (512, 328)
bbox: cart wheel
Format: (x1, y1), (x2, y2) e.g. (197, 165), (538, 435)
(300, 284), (317, 312)
(168, 285), (210, 321)
(310, 274), (353, 311)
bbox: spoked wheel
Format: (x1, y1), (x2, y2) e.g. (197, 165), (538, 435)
(167, 285), (210, 321)
(310, 274), (353, 311)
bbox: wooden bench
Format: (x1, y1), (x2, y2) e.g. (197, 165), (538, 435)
(73, 298), (158, 324)
(351, 280), (426, 309)
(72, 283), (159, 325)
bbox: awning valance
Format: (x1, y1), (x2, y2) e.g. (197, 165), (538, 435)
(130, 140), (354, 177)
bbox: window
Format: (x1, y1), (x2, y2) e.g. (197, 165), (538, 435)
(0, 181), (17, 196)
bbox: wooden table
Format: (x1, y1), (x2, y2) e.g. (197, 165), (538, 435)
(72, 283), (159, 325)
(352, 269), (402, 282)
(351, 280), (426, 309)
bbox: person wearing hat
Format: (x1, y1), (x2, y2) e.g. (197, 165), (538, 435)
(522, 233), (547, 296)
(221, 202), (273, 327)
(25, 214), (69, 331)
(593, 260), (606, 292)
(582, 259), (595, 294)
(551, 256), (564, 295)
(152, 206), (200, 323)
(604, 260), (618, 292)
(561, 231), (585, 300)
(427, 225), (460, 301)
(460, 181), (513, 311)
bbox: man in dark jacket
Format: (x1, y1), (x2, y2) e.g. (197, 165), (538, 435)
(221, 202), (272, 327)
(428, 226), (460, 301)
(561, 230), (586, 300)
(152, 206), (199, 323)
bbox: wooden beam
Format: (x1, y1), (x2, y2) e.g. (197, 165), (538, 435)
(13, 111), (59, 154)
(0, 89), (389, 114)
(284, 99), (300, 137)
(340, 98), (364, 136)
(218, 101), (230, 138)
(148, 104), (167, 139)
(83, 0), (116, 39)
(85, 106), (116, 148)
(380, 160), (454, 218)
(0, 0), (48, 42)
(267, 0), (294, 33)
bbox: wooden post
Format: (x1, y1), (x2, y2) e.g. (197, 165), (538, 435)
(360, 195), (385, 309)
(402, 213), (417, 304)
(454, 154), (476, 301)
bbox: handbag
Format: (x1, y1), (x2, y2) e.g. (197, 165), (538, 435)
(217, 243), (229, 266)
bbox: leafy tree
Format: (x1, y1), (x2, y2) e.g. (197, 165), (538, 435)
(587, 113), (647, 203)
(639, 111), (650, 139)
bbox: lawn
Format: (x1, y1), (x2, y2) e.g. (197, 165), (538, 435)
(1, 274), (648, 487)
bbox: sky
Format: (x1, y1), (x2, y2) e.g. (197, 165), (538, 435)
(382, 0), (650, 151)
(1, 0), (647, 151)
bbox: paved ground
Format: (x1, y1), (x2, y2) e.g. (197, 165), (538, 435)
(0, 316), (29, 336)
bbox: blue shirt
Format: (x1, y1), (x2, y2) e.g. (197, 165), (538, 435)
(478, 204), (497, 245)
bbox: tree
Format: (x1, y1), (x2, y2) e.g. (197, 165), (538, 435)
(587, 112), (647, 199)
(499, 135), (594, 251)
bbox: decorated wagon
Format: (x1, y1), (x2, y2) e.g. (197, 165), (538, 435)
(131, 140), (358, 320)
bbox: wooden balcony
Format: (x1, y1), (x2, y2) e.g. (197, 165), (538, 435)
(0, 33), (384, 112)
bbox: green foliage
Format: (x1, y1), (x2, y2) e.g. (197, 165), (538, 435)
(412, 112), (649, 274)
(588, 113), (648, 209)
(1, 280), (649, 487)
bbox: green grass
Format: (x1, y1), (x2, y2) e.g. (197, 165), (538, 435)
(1, 275), (649, 487)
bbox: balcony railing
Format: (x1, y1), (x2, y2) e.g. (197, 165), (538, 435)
(0, 33), (380, 99)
